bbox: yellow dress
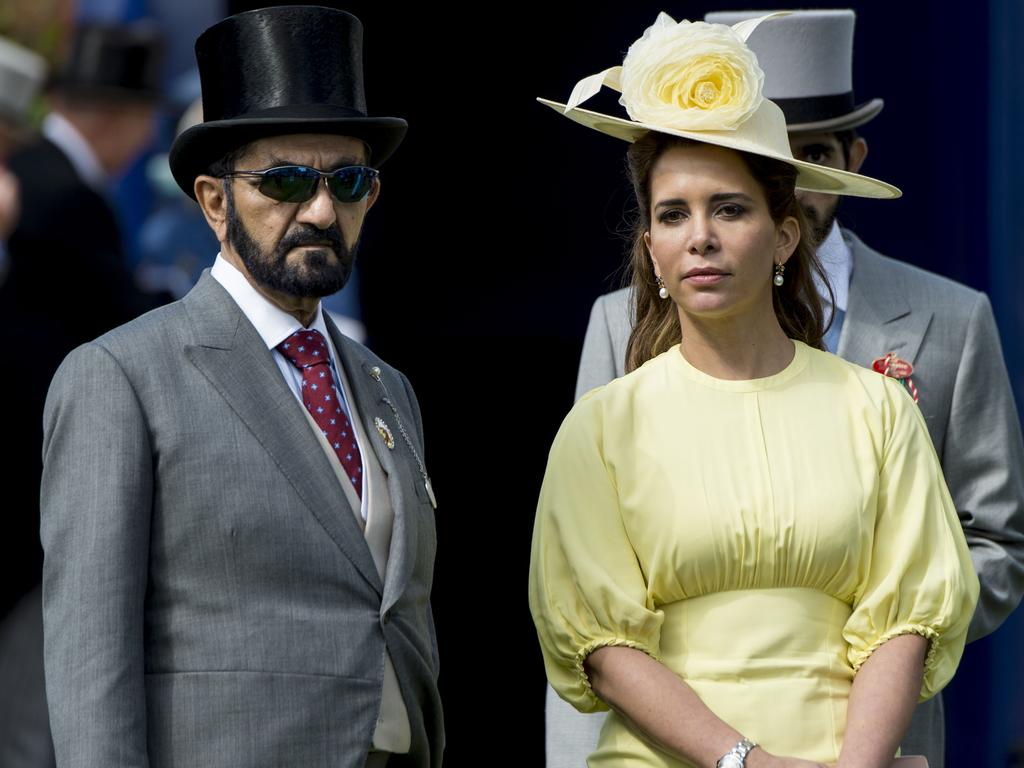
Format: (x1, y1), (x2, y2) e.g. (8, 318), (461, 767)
(529, 341), (979, 766)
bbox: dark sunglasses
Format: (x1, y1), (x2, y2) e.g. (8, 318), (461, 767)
(222, 165), (379, 204)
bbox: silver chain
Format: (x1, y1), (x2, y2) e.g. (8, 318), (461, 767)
(370, 367), (436, 509)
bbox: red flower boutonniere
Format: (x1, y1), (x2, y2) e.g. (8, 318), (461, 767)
(872, 353), (919, 403)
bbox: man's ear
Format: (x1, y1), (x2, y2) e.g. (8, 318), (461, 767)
(195, 175), (229, 243)
(846, 137), (868, 174)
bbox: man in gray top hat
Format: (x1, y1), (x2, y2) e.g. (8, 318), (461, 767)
(549, 9), (1024, 768)
(40, 7), (442, 768)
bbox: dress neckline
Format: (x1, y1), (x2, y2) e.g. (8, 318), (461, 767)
(669, 339), (810, 392)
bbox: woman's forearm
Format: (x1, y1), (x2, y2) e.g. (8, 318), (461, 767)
(586, 646), (826, 768)
(837, 633), (928, 768)
(585, 645), (746, 767)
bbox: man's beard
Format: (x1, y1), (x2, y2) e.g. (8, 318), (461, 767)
(225, 188), (357, 298)
(800, 198), (840, 249)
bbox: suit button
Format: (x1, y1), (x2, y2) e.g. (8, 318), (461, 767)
(382, 611), (391, 625)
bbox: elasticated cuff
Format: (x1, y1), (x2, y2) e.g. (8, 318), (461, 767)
(849, 624), (941, 701)
(572, 638), (662, 712)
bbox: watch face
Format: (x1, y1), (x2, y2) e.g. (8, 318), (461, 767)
(718, 756), (743, 768)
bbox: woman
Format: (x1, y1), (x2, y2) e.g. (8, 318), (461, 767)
(528, 14), (978, 768)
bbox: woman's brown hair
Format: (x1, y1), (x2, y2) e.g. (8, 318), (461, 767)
(623, 132), (833, 373)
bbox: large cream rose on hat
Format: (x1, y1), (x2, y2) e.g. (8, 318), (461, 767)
(619, 13), (765, 132)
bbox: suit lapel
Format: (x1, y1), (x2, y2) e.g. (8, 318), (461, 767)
(838, 231), (933, 370)
(327, 319), (418, 614)
(182, 274), (383, 596)
(610, 288), (635, 379)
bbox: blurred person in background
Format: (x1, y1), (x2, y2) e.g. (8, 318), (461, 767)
(0, 31), (55, 768)
(0, 20), (169, 625)
(3, 20), (166, 346)
(0, 35), (46, 280)
(0, 20), (166, 768)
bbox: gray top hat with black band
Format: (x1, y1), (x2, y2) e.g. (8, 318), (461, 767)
(704, 9), (882, 133)
(0, 36), (47, 126)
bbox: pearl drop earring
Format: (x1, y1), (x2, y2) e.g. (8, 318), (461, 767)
(773, 263), (785, 287)
(656, 275), (669, 299)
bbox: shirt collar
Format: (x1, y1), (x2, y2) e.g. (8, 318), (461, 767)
(42, 111), (107, 192)
(812, 219), (852, 312)
(210, 253), (329, 350)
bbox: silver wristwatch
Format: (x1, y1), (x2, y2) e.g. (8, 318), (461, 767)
(716, 737), (758, 768)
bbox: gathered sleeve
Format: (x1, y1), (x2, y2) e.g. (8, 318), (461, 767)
(843, 378), (980, 701)
(528, 393), (664, 712)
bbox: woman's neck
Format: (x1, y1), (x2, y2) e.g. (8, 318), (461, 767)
(677, 304), (795, 380)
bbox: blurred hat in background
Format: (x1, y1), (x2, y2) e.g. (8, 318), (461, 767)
(52, 21), (164, 103)
(0, 35), (47, 126)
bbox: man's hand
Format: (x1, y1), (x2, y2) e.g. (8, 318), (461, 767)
(0, 166), (21, 240)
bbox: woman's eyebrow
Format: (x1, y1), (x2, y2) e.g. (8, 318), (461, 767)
(709, 192), (755, 204)
(655, 192), (754, 209)
(655, 197), (688, 209)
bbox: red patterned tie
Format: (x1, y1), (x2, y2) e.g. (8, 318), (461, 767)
(276, 329), (363, 498)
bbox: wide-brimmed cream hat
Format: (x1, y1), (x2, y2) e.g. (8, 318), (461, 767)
(538, 12), (899, 199)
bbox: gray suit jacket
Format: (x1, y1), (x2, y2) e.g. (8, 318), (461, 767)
(40, 273), (444, 768)
(548, 229), (1024, 768)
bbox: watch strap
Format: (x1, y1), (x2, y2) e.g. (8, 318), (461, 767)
(715, 737), (758, 768)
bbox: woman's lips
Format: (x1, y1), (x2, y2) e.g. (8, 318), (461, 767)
(684, 268), (729, 284)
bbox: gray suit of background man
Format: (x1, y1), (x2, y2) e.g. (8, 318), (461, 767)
(545, 10), (1024, 768)
(40, 7), (443, 768)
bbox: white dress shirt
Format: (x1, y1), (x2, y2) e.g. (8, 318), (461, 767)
(211, 254), (368, 518)
(42, 112), (107, 192)
(814, 219), (852, 312)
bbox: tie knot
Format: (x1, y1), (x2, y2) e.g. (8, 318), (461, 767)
(277, 329), (329, 369)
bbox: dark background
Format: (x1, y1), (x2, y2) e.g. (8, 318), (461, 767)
(4, 0), (1022, 764)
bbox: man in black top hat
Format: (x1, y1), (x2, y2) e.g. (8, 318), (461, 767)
(39, 7), (443, 768)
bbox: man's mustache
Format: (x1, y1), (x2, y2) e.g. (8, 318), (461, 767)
(278, 225), (344, 255)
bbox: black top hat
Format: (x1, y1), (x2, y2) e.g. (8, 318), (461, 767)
(53, 22), (164, 103)
(169, 5), (407, 200)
